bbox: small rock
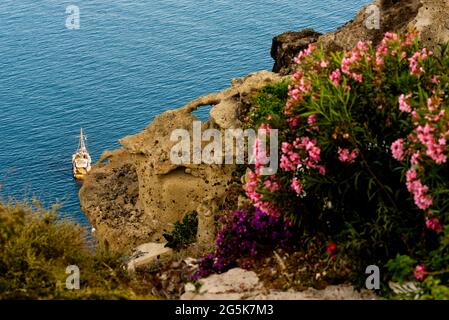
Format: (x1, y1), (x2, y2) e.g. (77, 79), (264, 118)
(181, 268), (261, 300)
(127, 242), (173, 272)
(184, 283), (196, 293)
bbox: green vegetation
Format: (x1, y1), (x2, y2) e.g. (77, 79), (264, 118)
(0, 200), (154, 299)
(163, 211), (198, 250)
(238, 33), (449, 299)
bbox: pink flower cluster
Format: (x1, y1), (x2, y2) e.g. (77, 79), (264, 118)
(293, 44), (316, 65)
(244, 134), (280, 217)
(399, 94), (412, 113)
(264, 178), (280, 193)
(291, 177), (303, 195)
(337, 147), (359, 164)
(406, 169), (433, 210)
(416, 123), (447, 164)
(375, 32), (417, 71)
(408, 48), (432, 76)
(280, 137), (325, 175)
(288, 78), (312, 102)
(425, 216), (443, 233)
(329, 68), (341, 87)
(244, 169), (279, 217)
(393, 90), (449, 215)
(340, 41), (369, 83)
(307, 114), (319, 132)
(391, 138), (405, 161)
(414, 264), (426, 281)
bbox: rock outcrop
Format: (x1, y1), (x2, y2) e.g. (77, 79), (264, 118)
(181, 268), (377, 300)
(79, 71), (284, 250)
(272, 0), (449, 75)
(271, 29), (322, 74)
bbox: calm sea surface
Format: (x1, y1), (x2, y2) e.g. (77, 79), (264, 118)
(0, 0), (370, 227)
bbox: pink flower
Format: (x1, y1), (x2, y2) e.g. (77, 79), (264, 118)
(411, 152), (420, 166)
(414, 264), (426, 281)
(280, 137), (324, 174)
(356, 40), (369, 52)
(399, 94), (412, 113)
(293, 44), (316, 65)
(400, 51), (407, 60)
(287, 116), (300, 129)
(291, 177), (303, 195)
(329, 69), (342, 87)
(341, 56), (355, 75)
(351, 72), (363, 83)
(406, 168), (417, 182)
(384, 32), (399, 41)
(320, 60), (330, 68)
(292, 70), (304, 82)
(288, 79), (312, 101)
(427, 97), (439, 112)
(431, 75), (440, 84)
(264, 179), (280, 192)
(307, 114), (319, 131)
(307, 114), (316, 125)
(408, 48), (430, 76)
(426, 217), (443, 233)
(337, 147), (359, 163)
(406, 169), (433, 210)
(259, 123), (271, 132)
(416, 123), (447, 164)
(391, 138), (405, 161)
(318, 165), (326, 175)
(244, 170), (279, 217)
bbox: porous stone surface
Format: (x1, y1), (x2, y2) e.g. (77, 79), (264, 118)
(79, 71), (284, 250)
(271, 29), (322, 75)
(272, 0), (449, 75)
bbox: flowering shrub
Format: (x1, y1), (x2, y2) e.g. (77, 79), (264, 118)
(242, 33), (449, 294)
(193, 208), (298, 280)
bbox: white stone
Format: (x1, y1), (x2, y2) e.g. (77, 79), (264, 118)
(127, 242), (173, 272)
(180, 268), (378, 300)
(184, 283), (196, 293)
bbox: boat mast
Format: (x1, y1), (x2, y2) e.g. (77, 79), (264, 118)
(78, 128), (87, 152)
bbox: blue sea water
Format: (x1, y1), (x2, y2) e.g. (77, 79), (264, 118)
(0, 0), (371, 227)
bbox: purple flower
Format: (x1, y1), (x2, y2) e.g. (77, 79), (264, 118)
(193, 208), (298, 280)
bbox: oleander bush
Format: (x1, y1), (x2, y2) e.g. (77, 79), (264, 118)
(200, 33), (449, 298)
(0, 200), (153, 299)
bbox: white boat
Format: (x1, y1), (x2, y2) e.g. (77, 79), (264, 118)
(72, 128), (92, 181)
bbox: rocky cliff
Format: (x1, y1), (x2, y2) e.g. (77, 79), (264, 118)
(272, 0), (449, 74)
(79, 71), (284, 250)
(80, 0), (449, 251)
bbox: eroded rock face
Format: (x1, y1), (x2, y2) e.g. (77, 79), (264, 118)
(271, 29), (322, 75)
(273, 0), (449, 75)
(318, 0), (423, 53)
(79, 71), (284, 251)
